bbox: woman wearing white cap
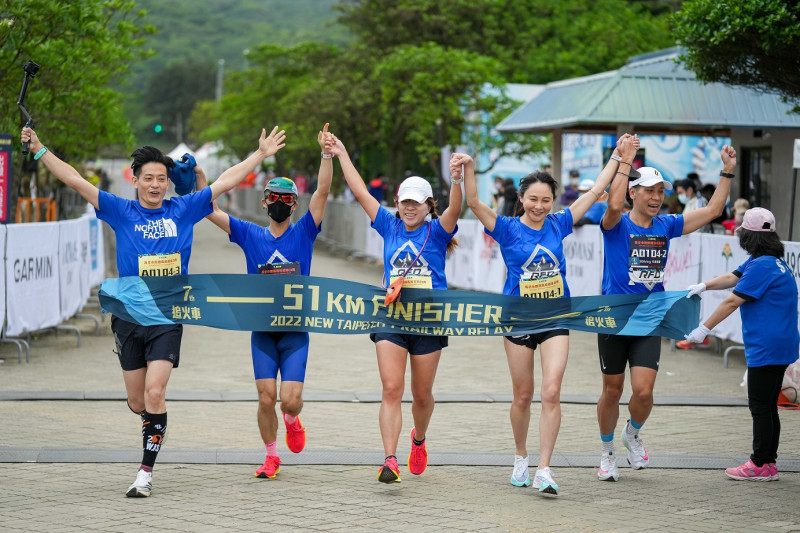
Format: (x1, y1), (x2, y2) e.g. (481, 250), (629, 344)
(325, 135), (461, 483)
(684, 208), (799, 481)
(595, 142), (737, 482)
(462, 134), (637, 496)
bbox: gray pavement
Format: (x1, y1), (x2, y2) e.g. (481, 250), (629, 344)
(2, 217), (800, 532)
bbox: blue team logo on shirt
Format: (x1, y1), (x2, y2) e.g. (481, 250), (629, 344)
(390, 240), (430, 278)
(521, 244), (560, 281)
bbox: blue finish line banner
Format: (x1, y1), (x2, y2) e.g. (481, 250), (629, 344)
(99, 274), (699, 340)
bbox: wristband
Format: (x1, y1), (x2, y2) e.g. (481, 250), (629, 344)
(610, 154), (622, 162)
(617, 160), (632, 167)
(33, 146), (48, 160)
(719, 171), (734, 179)
(451, 177), (463, 185)
(321, 152), (333, 159)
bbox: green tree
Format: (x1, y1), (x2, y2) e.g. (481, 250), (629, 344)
(336, 0), (673, 83)
(143, 59), (217, 144)
(673, 0), (800, 110)
(0, 0), (154, 160)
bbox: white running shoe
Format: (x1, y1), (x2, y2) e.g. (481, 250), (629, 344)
(597, 451), (619, 481)
(533, 467), (559, 495)
(510, 455), (531, 487)
(126, 469), (152, 497)
(622, 421), (650, 469)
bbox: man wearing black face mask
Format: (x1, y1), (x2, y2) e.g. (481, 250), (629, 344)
(198, 124), (334, 479)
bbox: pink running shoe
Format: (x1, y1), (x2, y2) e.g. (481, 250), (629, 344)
(768, 463), (779, 480)
(255, 455), (281, 479)
(725, 459), (772, 481)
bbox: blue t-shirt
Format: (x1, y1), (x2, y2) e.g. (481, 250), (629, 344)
(601, 213), (684, 294)
(733, 256), (800, 367)
(371, 206), (456, 290)
(487, 210), (573, 298)
(584, 202), (607, 224)
(229, 211), (320, 275)
(95, 187), (213, 277)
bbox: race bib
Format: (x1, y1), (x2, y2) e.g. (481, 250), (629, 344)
(520, 275), (564, 299)
(258, 261), (301, 275)
(628, 234), (668, 288)
(390, 274), (432, 289)
(138, 252), (181, 277)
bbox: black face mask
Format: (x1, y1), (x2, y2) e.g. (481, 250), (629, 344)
(267, 201), (292, 223)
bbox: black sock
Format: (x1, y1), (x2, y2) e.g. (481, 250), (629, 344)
(141, 411), (167, 469)
(413, 436), (425, 446)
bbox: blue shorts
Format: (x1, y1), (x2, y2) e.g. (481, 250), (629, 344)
(251, 331), (309, 381)
(370, 332), (448, 355)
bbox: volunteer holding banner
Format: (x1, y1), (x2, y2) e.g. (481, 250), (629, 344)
(21, 125), (286, 498)
(462, 134), (637, 495)
(197, 124), (333, 480)
(684, 208), (799, 481)
(596, 140), (736, 482)
(325, 134), (461, 484)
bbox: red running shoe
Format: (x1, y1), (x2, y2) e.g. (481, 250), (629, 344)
(407, 428), (428, 475)
(377, 456), (401, 483)
(255, 455), (281, 479)
(284, 413), (306, 453)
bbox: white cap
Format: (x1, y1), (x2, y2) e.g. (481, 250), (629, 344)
(578, 179), (595, 192)
(397, 176), (433, 203)
(628, 167), (673, 190)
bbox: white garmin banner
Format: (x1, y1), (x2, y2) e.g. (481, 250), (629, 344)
(58, 218), (87, 320)
(5, 222), (61, 336)
(699, 234), (749, 343)
(563, 225), (603, 297)
(663, 233), (702, 291)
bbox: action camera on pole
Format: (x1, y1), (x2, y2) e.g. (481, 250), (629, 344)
(17, 60), (41, 156)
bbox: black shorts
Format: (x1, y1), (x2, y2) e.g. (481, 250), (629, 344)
(370, 332), (448, 355)
(597, 333), (661, 375)
(505, 329), (569, 350)
(112, 316), (183, 371)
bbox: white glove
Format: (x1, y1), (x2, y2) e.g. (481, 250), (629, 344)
(686, 282), (707, 298)
(685, 324), (711, 344)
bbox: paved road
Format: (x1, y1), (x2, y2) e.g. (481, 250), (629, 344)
(1, 217), (799, 532)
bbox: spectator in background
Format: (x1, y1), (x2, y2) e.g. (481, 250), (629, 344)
(574, 179), (608, 227)
(675, 178), (706, 214)
(722, 198), (751, 234)
(492, 176), (505, 210)
(559, 169), (580, 207)
(501, 178), (518, 216)
(702, 183), (728, 224)
(543, 164), (552, 175)
(368, 173), (389, 205)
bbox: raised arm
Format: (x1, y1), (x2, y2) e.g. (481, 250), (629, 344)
(326, 135), (380, 222)
(601, 134), (637, 230)
(309, 123), (333, 227)
(682, 145), (736, 234)
(439, 154), (464, 233)
(209, 126), (286, 201)
(21, 127), (100, 208)
(572, 135), (637, 223)
(196, 164), (231, 234)
(462, 154), (498, 231)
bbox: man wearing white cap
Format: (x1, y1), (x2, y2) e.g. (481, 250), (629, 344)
(684, 207), (799, 481)
(594, 142), (737, 482)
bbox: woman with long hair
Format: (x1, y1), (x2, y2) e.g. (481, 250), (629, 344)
(684, 208), (798, 481)
(462, 134), (638, 495)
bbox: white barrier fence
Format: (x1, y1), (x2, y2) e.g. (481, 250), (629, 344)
(3, 212), (105, 339)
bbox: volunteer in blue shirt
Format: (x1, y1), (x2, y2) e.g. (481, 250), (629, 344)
(199, 125), (333, 480)
(21, 125), (285, 498)
(596, 142), (736, 482)
(463, 134), (637, 496)
(326, 134), (461, 484)
(684, 207), (799, 481)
